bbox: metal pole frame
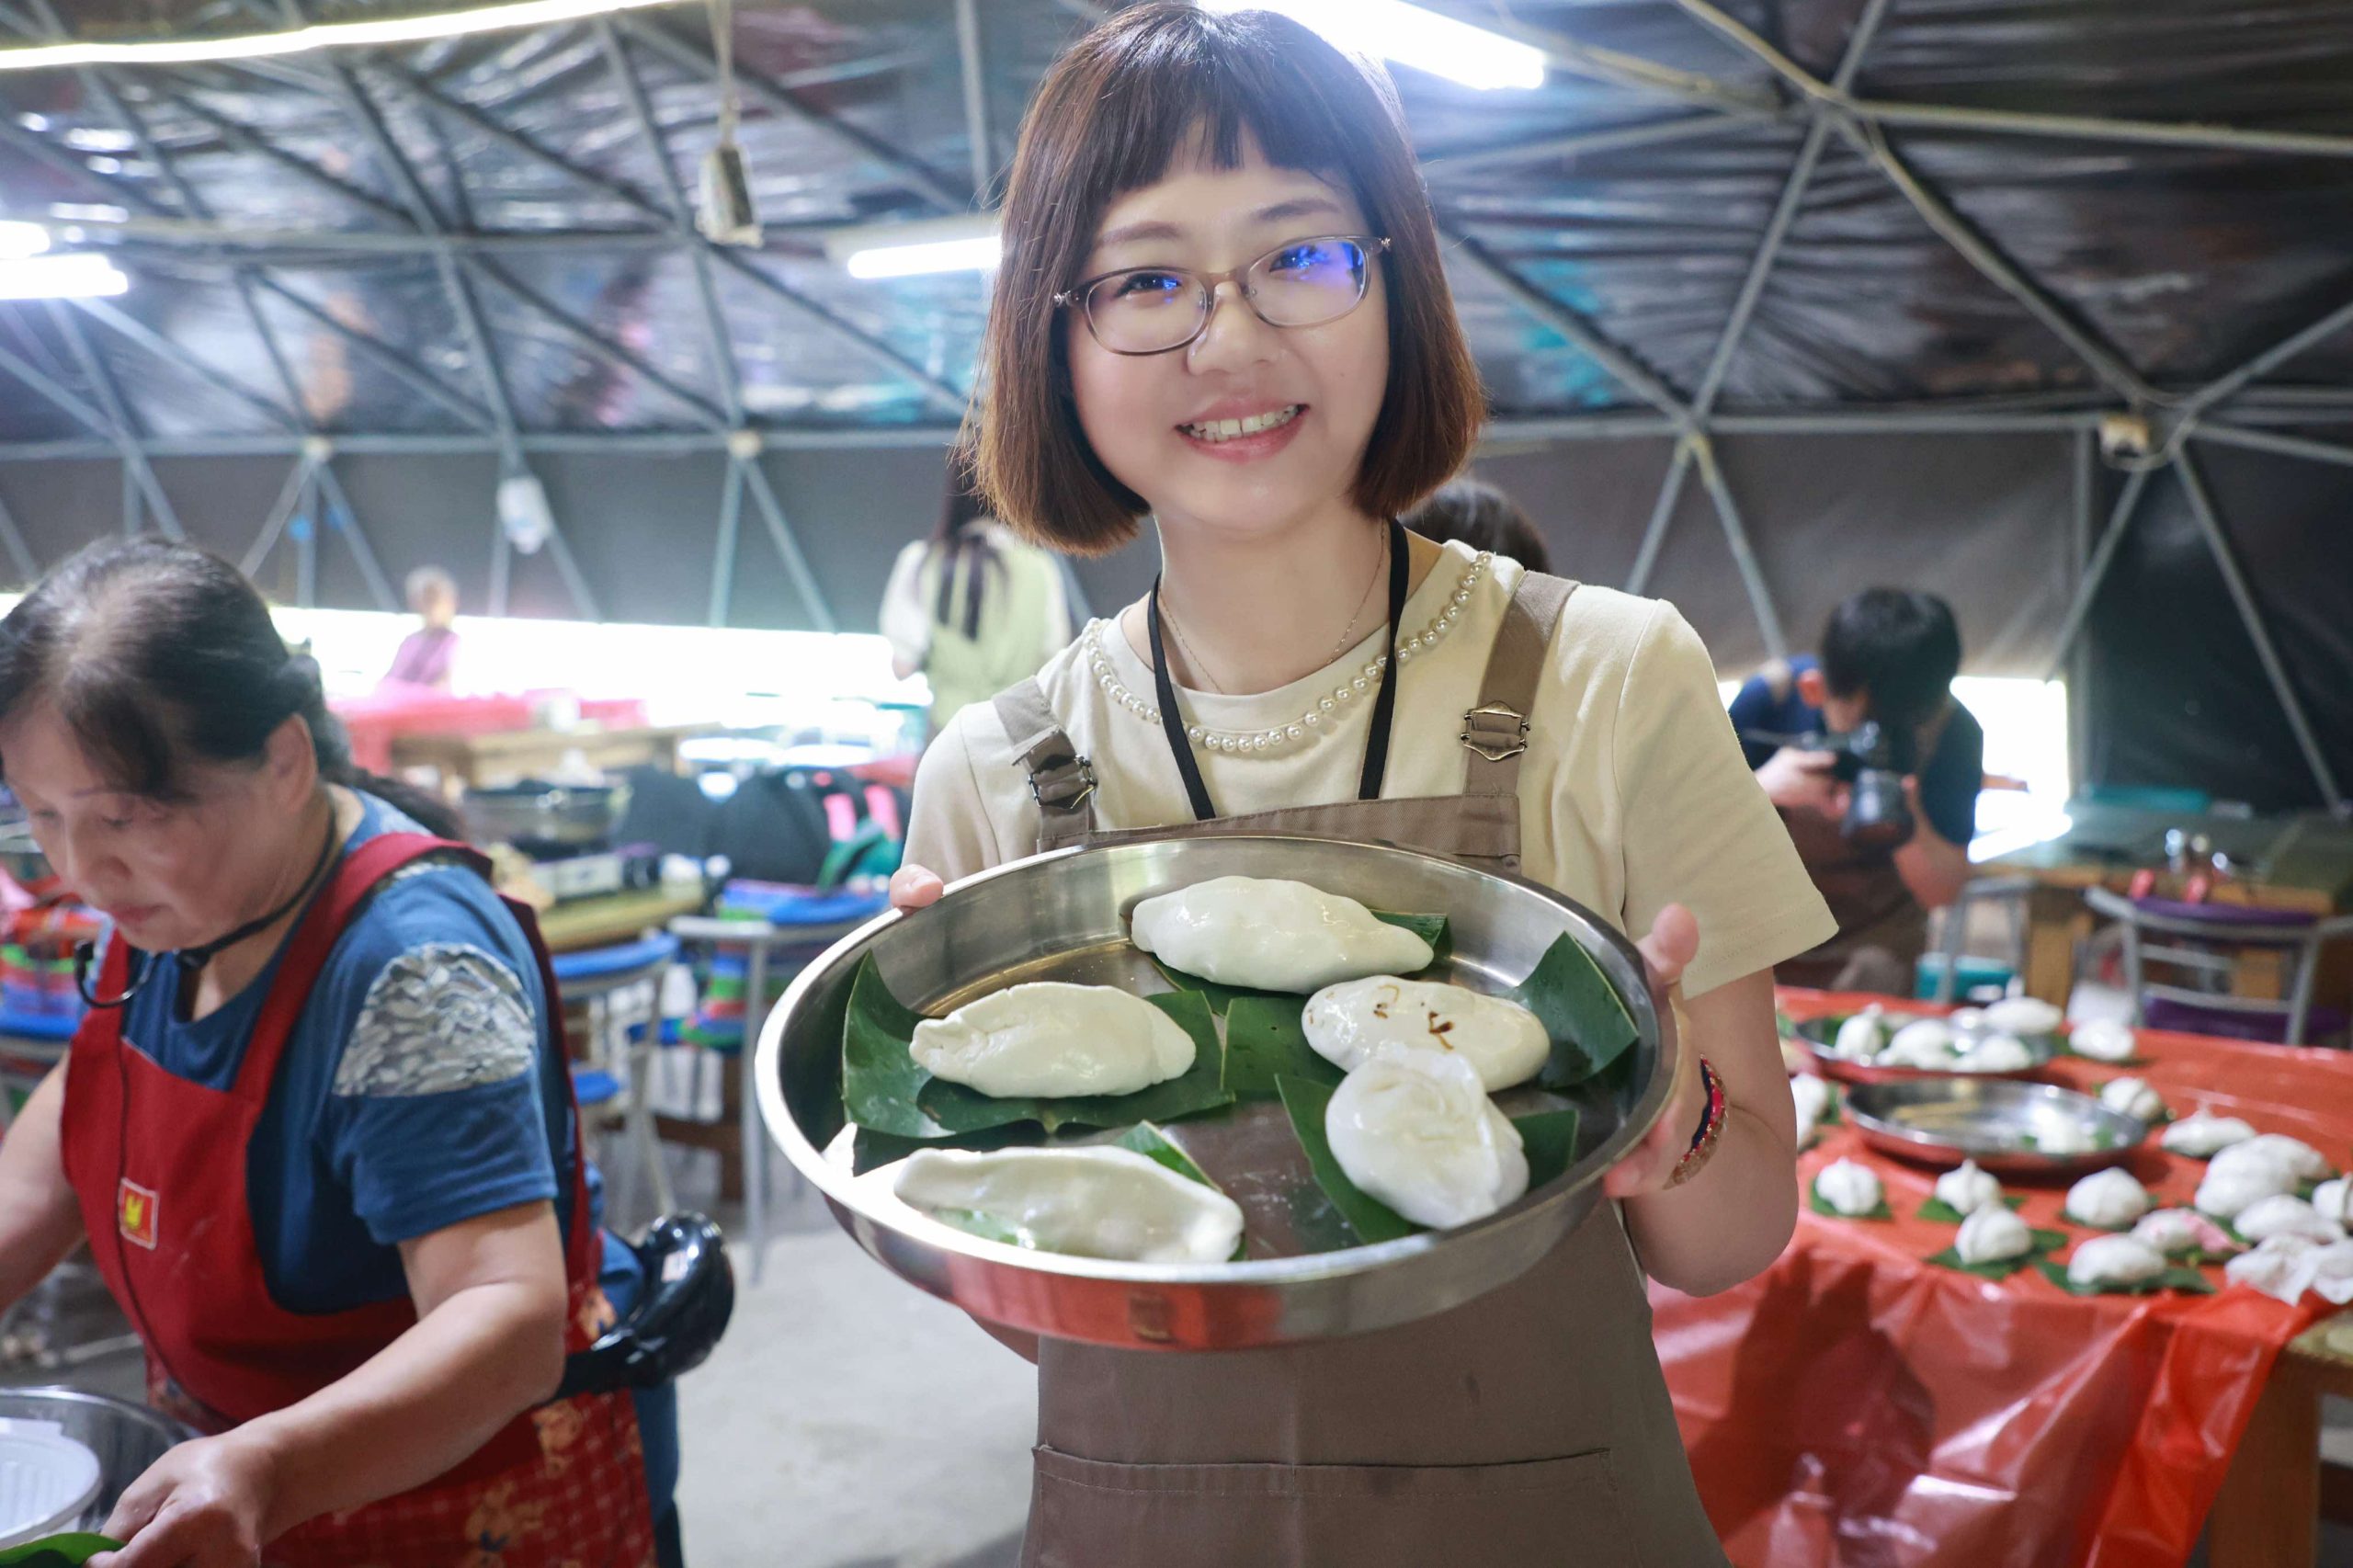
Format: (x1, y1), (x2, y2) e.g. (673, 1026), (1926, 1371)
(40, 301), (184, 538)
(706, 454), (744, 628)
(952, 0), (995, 202)
(739, 457), (838, 633)
(2194, 423), (2353, 472)
(0, 483), (36, 583)
(2040, 464), (2153, 683)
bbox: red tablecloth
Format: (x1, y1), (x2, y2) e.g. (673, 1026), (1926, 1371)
(332, 690), (649, 775)
(1653, 990), (2353, 1568)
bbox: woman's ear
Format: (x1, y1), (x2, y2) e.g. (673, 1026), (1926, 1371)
(266, 713), (320, 804)
(1796, 666), (1828, 708)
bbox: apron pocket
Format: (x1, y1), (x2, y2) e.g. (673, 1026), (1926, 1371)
(1022, 1445), (1640, 1568)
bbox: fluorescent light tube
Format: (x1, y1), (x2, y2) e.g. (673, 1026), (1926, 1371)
(846, 234), (1002, 279)
(1199, 0), (1545, 91)
(0, 253), (129, 301)
(0, 220), (49, 259)
(0, 0), (690, 73)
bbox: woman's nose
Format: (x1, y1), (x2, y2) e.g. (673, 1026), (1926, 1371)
(1188, 278), (1279, 370)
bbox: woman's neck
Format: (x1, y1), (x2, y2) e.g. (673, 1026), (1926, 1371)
(1124, 503), (1441, 697)
(183, 786), (355, 1020)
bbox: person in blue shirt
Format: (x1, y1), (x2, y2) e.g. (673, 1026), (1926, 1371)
(1728, 589), (1984, 994)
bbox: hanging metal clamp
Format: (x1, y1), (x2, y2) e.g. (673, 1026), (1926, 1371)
(1461, 703), (1529, 762)
(1024, 752), (1098, 813)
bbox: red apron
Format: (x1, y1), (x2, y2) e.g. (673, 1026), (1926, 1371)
(60, 831), (657, 1568)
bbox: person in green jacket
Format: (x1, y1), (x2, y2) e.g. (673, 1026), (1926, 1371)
(881, 466), (1074, 738)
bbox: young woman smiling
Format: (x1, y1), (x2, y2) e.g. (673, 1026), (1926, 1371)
(892, 7), (1834, 1563)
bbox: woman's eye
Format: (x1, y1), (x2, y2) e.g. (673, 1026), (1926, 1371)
(101, 816), (133, 831)
(1111, 271), (1186, 301)
(1271, 243), (1338, 276)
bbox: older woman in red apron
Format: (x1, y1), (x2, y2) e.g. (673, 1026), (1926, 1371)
(889, 7), (1837, 1564)
(0, 540), (660, 1568)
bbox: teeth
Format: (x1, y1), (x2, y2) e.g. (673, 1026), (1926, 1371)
(1184, 405), (1301, 443)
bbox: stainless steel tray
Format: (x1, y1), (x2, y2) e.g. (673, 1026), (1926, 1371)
(756, 835), (1673, 1350)
(1844, 1077), (2148, 1176)
(1789, 1014), (2056, 1086)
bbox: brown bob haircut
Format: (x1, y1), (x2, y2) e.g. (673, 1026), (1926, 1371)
(963, 3), (1485, 555)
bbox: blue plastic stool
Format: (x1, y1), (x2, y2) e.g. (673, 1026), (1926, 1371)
(552, 934), (682, 1231)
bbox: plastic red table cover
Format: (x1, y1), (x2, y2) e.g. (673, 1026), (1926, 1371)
(1650, 990), (2353, 1567)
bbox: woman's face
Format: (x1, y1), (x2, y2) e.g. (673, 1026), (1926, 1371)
(2, 705), (300, 952)
(1065, 137), (1391, 542)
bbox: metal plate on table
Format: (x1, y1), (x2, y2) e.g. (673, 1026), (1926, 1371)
(1790, 1015), (2056, 1086)
(1844, 1078), (2147, 1176)
(756, 835), (1673, 1351)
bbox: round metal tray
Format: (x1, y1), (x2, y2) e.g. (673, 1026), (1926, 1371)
(1790, 1014), (2056, 1086)
(1844, 1077), (2148, 1176)
(757, 835), (1673, 1351)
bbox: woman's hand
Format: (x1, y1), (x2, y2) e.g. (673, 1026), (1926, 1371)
(91, 1430), (280, 1568)
(1602, 903), (1705, 1200)
(890, 863), (946, 911)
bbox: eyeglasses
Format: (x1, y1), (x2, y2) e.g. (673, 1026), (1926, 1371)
(1054, 234), (1392, 357)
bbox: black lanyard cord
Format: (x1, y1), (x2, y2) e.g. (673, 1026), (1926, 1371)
(1147, 518), (1409, 824)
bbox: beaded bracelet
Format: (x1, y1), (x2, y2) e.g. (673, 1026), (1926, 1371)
(1667, 1057), (1727, 1189)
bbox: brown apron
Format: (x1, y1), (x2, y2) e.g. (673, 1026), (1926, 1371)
(989, 572), (1728, 1568)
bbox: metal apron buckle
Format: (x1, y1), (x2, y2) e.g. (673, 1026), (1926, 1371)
(1027, 753), (1099, 813)
(1461, 703), (1529, 762)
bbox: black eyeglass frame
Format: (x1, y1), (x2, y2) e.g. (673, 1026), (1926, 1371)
(1052, 233), (1393, 357)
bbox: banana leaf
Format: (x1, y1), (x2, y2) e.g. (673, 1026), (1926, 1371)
(1511, 933), (1639, 1088)
(1926, 1228), (2069, 1281)
(1150, 912), (1449, 1015)
(1222, 995), (1344, 1100)
(1809, 1178), (1894, 1221)
(2036, 1259), (2215, 1296)
(1916, 1194), (2025, 1224)
(840, 957), (1232, 1138)
(1276, 1075), (1581, 1250)
(0, 1539), (122, 1567)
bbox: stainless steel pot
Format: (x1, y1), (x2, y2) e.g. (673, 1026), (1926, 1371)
(461, 781), (629, 847)
(758, 835), (1673, 1351)
(0, 1387), (192, 1542)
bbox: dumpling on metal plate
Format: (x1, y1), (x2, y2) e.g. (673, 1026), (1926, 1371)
(1129, 876), (1433, 993)
(909, 983), (1195, 1098)
(891, 1146), (1244, 1265)
(1324, 1049), (1529, 1230)
(1302, 976), (1549, 1092)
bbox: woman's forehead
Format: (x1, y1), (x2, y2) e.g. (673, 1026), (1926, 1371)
(1092, 139), (1363, 253)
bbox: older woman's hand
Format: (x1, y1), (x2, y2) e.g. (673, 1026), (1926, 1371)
(91, 1428), (279, 1568)
(1602, 903), (1706, 1200)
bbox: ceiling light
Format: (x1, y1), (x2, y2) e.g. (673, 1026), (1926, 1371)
(1199, 0), (1545, 92)
(0, 0), (691, 73)
(0, 253), (129, 301)
(827, 215), (1001, 280)
(0, 220), (48, 260)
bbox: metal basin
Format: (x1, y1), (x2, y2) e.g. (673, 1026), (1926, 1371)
(1845, 1077), (2148, 1176)
(757, 835), (1672, 1351)
(462, 781), (629, 847)
(0, 1388), (191, 1542)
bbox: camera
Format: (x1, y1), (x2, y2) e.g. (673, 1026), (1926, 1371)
(1742, 721), (1917, 849)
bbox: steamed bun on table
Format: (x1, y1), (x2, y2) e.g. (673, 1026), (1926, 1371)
(2066, 1167), (2153, 1229)
(1880, 1020), (1959, 1071)
(1956, 1205), (2035, 1265)
(909, 983), (1196, 1098)
(1983, 996), (2064, 1037)
(1935, 1159), (2003, 1217)
(2234, 1133), (2333, 1185)
(1815, 1158), (1884, 1218)
(2098, 1077), (2168, 1124)
(2314, 1178), (2353, 1228)
(2196, 1146), (2300, 1221)
(891, 1146), (1245, 1265)
(1833, 1011), (1887, 1061)
(1302, 977), (1549, 1093)
(1129, 876), (1434, 992)
(2067, 1234), (2167, 1290)
(1955, 1034), (2034, 1074)
(2233, 1194), (2346, 1246)
(1790, 1074), (1832, 1146)
(1324, 1050), (1529, 1230)
(2162, 1110), (2256, 1157)
(2068, 1018), (2139, 1062)
(2131, 1208), (2234, 1257)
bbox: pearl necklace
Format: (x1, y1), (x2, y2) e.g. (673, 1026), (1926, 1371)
(1087, 551), (1491, 756)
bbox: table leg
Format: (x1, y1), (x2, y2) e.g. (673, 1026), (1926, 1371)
(744, 942), (769, 1286)
(2022, 885), (2085, 1006)
(2208, 1358), (2318, 1568)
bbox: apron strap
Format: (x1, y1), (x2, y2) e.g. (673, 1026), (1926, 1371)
(994, 679), (1098, 854)
(1462, 572), (1577, 801)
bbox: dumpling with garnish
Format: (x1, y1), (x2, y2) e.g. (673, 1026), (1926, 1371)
(910, 983), (1195, 1098)
(1302, 976), (1549, 1092)
(1130, 876), (1434, 993)
(1324, 1050), (1529, 1229)
(892, 1146), (1243, 1264)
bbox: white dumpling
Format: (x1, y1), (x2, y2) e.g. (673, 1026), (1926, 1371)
(2196, 1152), (2297, 1220)
(2069, 1019), (2138, 1062)
(1302, 977), (1549, 1092)
(1815, 1158), (1883, 1217)
(1935, 1159), (2003, 1216)
(1956, 1035), (2035, 1074)
(1324, 1050), (1529, 1230)
(1956, 1205), (2034, 1265)
(909, 983), (1195, 1098)
(1948, 1006), (1988, 1035)
(2067, 1234), (2166, 1289)
(2030, 1120), (2095, 1155)
(892, 1146), (1244, 1264)
(2161, 1111), (2256, 1157)
(2098, 1077), (2167, 1124)
(1833, 1013), (1885, 1061)
(2131, 1208), (2231, 1257)
(1881, 1019), (1959, 1070)
(2066, 1167), (2153, 1229)
(2235, 1133), (2332, 1185)
(1790, 1074), (1832, 1146)
(1130, 877), (1434, 993)
(2227, 1235), (2321, 1304)
(2234, 1195), (2347, 1246)
(2313, 1178), (2353, 1227)
(1983, 996), (2064, 1036)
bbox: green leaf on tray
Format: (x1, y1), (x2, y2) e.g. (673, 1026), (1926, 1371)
(1150, 911), (1451, 1015)
(1916, 1194), (2026, 1224)
(1809, 1180), (1895, 1221)
(931, 1207), (1028, 1247)
(2036, 1259), (2216, 1297)
(1222, 995), (1344, 1100)
(841, 956), (1234, 1139)
(1512, 933), (1640, 1089)
(0, 1539), (123, 1567)
(1927, 1229), (2070, 1281)
(1274, 1075), (1581, 1251)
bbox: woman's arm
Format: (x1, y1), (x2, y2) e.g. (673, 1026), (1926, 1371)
(96, 1199), (569, 1566)
(0, 1065), (88, 1311)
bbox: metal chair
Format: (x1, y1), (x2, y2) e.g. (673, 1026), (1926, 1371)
(1924, 874), (2035, 1003)
(2082, 885), (2353, 1046)
(550, 932), (682, 1232)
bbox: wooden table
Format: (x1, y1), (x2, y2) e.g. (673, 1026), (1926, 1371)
(2212, 1313), (2353, 1567)
(1983, 801), (2353, 1005)
(533, 886), (708, 954)
(390, 722), (716, 790)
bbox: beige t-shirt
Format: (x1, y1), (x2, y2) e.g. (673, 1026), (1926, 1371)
(904, 540), (1835, 997)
